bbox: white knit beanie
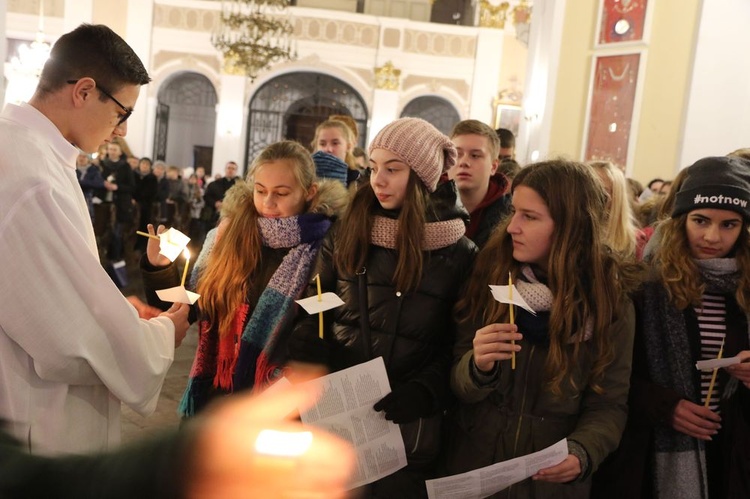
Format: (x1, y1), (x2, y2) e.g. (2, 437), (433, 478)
(368, 118), (457, 192)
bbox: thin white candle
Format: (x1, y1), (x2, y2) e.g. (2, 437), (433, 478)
(180, 248), (191, 287)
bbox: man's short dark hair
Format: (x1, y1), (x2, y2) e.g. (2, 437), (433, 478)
(495, 128), (515, 149)
(37, 24), (150, 97)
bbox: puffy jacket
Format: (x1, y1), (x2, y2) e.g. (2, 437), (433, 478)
(291, 181), (477, 411)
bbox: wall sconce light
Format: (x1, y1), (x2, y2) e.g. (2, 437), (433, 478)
(512, 0), (532, 46)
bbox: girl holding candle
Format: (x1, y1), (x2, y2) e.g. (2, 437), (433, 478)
(288, 118), (477, 496)
(593, 156), (750, 499)
(444, 160), (639, 498)
(142, 141), (348, 417)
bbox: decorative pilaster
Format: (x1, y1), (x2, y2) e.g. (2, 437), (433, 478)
(469, 27), (503, 124)
(212, 73), (247, 174)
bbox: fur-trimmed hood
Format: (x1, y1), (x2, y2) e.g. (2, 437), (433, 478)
(309, 178), (349, 218)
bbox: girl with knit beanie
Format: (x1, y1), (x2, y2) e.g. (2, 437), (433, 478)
(593, 156), (750, 499)
(140, 141), (348, 417)
(289, 117), (477, 496)
(445, 160), (639, 498)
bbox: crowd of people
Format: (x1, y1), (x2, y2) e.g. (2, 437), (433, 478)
(75, 139), (240, 271)
(1, 22), (749, 499)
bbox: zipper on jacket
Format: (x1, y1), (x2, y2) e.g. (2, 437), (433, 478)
(507, 344), (536, 497)
(385, 288), (403, 368)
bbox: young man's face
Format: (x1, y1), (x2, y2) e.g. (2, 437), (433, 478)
(72, 81), (140, 154)
(448, 134), (499, 197)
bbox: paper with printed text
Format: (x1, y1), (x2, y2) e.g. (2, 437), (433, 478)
(297, 357), (407, 489)
(425, 439), (568, 499)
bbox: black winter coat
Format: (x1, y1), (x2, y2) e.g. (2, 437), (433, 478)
(291, 182), (477, 411)
(102, 156), (136, 223)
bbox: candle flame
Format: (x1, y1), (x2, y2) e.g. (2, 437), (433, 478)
(255, 429), (313, 457)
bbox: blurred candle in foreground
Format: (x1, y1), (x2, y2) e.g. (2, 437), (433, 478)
(255, 429), (313, 457)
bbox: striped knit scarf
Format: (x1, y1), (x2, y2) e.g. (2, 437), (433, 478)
(642, 258), (742, 499)
(178, 213), (331, 417)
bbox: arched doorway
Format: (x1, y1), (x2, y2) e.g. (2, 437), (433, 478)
(246, 72), (368, 165)
(400, 96), (460, 135)
(154, 72), (218, 173)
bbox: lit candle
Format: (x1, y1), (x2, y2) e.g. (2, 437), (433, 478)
(508, 272), (515, 370)
(181, 248), (191, 288)
(255, 429), (313, 457)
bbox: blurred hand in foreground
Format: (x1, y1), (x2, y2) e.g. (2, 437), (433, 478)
(186, 379), (356, 499)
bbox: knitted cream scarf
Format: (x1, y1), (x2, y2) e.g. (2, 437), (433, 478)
(515, 265), (593, 342)
(370, 215), (465, 250)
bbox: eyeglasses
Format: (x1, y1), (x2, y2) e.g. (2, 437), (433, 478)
(67, 79), (133, 126)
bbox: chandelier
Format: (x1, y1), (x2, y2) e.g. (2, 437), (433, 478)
(212, 0), (296, 81)
(3, 3), (51, 106)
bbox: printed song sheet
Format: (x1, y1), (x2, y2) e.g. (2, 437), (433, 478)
(298, 357), (407, 489)
(425, 439), (568, 499)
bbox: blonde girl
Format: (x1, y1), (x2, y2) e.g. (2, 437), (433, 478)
(589, 160), (640, 259)
(142, 141), (348, 416)
(313, 118), (359, 170)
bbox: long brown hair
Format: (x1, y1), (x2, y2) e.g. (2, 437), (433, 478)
(653, 214), (750, 311)
(335, 171), (428, 292)
(458, 160), (639, 395)
(196, 141), (318, 337)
